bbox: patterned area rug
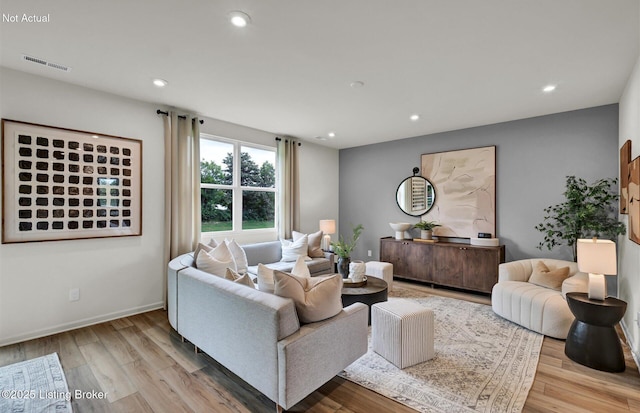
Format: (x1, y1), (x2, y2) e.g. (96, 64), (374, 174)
(0, 353), (72, 413)
(340, 290), (543, 413)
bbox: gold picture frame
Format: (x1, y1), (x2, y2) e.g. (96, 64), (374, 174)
(2, 120), (142, 243)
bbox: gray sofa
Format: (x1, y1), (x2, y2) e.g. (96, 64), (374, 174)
(242, 240), (334, 278)
(167, 252), (368, 412)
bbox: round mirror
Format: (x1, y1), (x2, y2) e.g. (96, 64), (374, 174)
(396, 176), (436, 217)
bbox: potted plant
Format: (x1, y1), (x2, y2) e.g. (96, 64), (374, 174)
(535, 176), (625, 261)
(331, 224), (364, 278)
(414, 220), (441, 240)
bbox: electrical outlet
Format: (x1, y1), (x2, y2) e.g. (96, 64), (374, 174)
(69, 288), (80, 302)
(367, 250), (372, 257)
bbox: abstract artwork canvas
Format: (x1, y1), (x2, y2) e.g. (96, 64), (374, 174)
(629, 156), (640, 245)
(2, 120), (142, 243)
(421, 146), (496, 238)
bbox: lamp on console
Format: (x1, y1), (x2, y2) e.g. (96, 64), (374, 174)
(576, 238), (617, 301)
(319, 219), (336, 251)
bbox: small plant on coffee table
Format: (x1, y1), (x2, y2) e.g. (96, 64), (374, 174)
(331, 224), (364, 278)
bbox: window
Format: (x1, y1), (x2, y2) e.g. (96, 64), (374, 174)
(200, 135), (276, 233)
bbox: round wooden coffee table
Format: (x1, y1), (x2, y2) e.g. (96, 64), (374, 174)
(341, 276), (388, 325)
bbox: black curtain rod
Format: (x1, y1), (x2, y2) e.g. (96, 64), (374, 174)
(275, 137), (302, 146)
(157, 110), (204, 124)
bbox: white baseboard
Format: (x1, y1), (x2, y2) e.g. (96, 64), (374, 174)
(620, 319), (640, 374)
(0, 302), (164, 347)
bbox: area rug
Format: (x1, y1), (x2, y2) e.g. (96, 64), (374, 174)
(0, 353), (72, 413)
(340, 292), (543, 413)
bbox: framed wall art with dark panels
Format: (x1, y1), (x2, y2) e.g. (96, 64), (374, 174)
(421, 145), (496, 239)
(2, 120), (142, 243)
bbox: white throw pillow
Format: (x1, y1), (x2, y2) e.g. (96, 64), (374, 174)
(225, 268), (256, 289)
(280, 235), (310, 262)
(273, 272), (343, 323)
(196, 241), (237, 277)
(257, 264), (275, 293)
(293, 230), (325, 258)
(207, 238), (219, 248)
(193, 242), (214, 264)
(292, 255), (311, 278)
(225, 238), (249, 274)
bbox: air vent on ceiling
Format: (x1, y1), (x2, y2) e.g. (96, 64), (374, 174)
(22, 55), (71, 72)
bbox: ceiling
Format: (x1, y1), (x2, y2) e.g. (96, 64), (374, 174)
(1, 0), (638, 149)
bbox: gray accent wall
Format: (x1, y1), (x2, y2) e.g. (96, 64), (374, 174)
(339, 104), (619, 266)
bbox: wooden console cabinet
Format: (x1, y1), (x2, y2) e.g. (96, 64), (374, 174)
(379, 237), (505, 293)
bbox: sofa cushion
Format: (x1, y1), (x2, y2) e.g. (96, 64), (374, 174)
(248, 257), (331, 278)
(281, 236), (311, 262)
(293, 230), (324, 258)
(196, 241), (237, 276)
(225, 268), (256, 288)
(274, 271), (343, 323)
(528, 261), (570, 291)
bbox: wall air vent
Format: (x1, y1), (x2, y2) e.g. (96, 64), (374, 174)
(22, 55), (71, 72)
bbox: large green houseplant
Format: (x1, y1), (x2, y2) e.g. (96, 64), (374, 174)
(535, 176), (625, 261)
(331, 224), (364, 277)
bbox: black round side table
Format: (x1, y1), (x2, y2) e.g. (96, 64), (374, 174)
(564, 292), (627, 372)
(341, 276), (388, 325)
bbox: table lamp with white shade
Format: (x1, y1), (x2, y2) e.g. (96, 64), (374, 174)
(576, 238), (617, 301)
(319, 219), (336, 251)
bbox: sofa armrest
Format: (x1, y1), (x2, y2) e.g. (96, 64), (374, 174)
(276, 302), (368, 409)
(498, 260), (533, 283)
(561, 272), (589, 298)
(324, 251), (335, 269)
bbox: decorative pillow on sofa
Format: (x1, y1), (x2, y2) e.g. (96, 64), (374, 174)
(291, 256), (311, 278)
(257, 264), (276, 293)
(225, 268), (256, 289)
(196, 241), (237, 277)
(193, 242), (214, 264)
(293, 230), (325, 258)
(528, 261), (570, 291)
(280, 235), (311, 262)
(273, 271), (343, 323)
(225, 239), (249, 274)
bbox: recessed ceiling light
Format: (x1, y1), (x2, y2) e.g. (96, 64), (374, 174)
(229, 11), (251, 27)
(410, 114), (420, 121)
(328, 132), (336, 138)
(543, 84), (556, 93)
(153, 78), (168, 88)
(350, 81), (365, 88)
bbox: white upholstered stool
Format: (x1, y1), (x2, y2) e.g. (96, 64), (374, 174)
(371, 299), (434, 369)
(366, 261), (393, 292)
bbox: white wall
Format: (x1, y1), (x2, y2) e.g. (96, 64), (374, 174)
(298, 142), (339, 243)
(0, 68), (340, 345)
(0, 68), (165, 345)
(619, 53), (640, 365)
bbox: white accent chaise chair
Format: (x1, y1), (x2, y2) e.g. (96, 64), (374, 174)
(491, 258), (588, 339)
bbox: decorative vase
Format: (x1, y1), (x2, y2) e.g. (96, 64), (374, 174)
(337, 257), (351, 278)
(421, 229), (433, 240)
(349, 260), (366, 282)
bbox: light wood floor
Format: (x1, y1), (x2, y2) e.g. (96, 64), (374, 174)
(1, 280), (638, 412)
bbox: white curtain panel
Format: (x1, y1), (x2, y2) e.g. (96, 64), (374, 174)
(163, 111), (201, 259)
(277, 138), (300, 239)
